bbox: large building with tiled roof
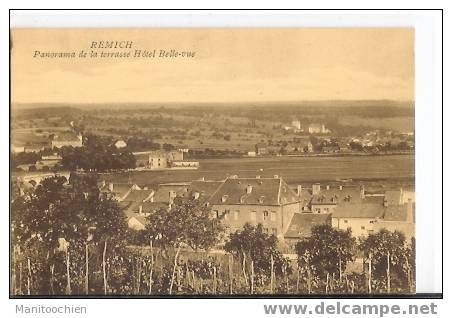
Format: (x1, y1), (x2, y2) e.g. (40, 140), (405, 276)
(207, 176), (300, 238)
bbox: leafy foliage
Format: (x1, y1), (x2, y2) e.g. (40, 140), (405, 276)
(145, 197), (224, 250)
(60, 134), (135, 172)
(295, 224), (356, 279)
(225, 223), (291, 279)
(359, 229), (411, 291)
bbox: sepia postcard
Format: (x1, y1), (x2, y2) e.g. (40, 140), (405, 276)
(10, 27), (416, 297)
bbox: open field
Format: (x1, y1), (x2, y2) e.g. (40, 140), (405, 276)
(101, 154), (414, 187)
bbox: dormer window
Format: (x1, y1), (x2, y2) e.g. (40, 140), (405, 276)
(259, 196), (265, 204)
(221, 195), (228, 203)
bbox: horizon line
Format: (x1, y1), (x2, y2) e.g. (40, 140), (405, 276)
(11, 99), (415, 109)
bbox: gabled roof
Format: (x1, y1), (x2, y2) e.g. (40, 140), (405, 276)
(122, 189), (154, 202)
(312, 187), (364, 205)
(153, 184), (189, 203)
(100, 183), (133, 199)
(187, 180), (224, 202)
(332, 202), (385, 219)
(127, 214), (147, 227)
(382, 203), (414, 222)
(124, 201), (168, 216)
(209, 177), (299, 206)
(285, 213), (332, 238)
(311, 194), (337, 205)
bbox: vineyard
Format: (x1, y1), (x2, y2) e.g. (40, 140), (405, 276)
(11, 174), (415, 296)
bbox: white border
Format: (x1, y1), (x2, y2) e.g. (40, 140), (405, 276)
(4, 9), (442, 307)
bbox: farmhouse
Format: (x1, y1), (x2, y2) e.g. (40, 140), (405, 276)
(51, 132), (83, 149)
(133, 150), (198, 170)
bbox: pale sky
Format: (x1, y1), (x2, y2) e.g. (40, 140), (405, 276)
(11, 28), (414, 104)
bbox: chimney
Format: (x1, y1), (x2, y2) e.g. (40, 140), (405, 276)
(138, 204), (143, 215)
(360, 185), (365, 199)
(297, 185), (302, 196)
(326, 185), (330, 190)
(108, 183), (114, 192)
(194, 191), (200, 200)
(312, 183), (321, 195)
(399, 188), (404, 205)
(199, 176), (205, 181)
(339, 185), (343, 191)
(246, 185), (253, 194)
(383, 198), (388, 207)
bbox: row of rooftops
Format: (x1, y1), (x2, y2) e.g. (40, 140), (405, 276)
(95, 175), (415, 239)
(99, 176), (414, 217)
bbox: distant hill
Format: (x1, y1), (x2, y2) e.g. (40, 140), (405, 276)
(11, 99), (414, 111)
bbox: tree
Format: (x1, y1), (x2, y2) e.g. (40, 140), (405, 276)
(359, 229), (409, 293)
(295, 224), (355, 291)
(59, 134), (136, 172)
(224, 223), (291, 284)
(11, 152), (41, 169)
(11, 174), (128, 295)
(145, 197), (224, 251)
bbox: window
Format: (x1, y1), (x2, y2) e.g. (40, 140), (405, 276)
(224, 210), (230, 220)
(270, 211), (276, 221)
(250, 211), (257, 221)
(271, 228), (277, 235)
(263, 228), (269, 234)
(212, 210), (219, 218)
(343, 220), (348, 224)
(361, 226), (365, 230)
(369, 220), (374, 224)
(324, 207), (329, 212)
(263, 211), (269, 221)
(234, 210), (239, 220)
